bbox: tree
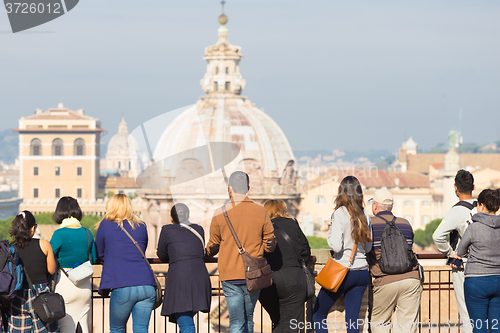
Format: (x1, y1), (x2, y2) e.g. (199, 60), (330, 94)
(414, 218), (442, 248)
(306, 236), (329, 249)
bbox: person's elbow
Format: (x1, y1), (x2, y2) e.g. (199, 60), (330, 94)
(265, 237), (276, 252)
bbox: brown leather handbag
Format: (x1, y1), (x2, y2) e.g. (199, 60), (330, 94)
(221, 206), (273, 292)
(315, 243), (357, 293)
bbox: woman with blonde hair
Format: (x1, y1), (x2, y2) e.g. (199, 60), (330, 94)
(259, 200), (311, 332)
(313, 176), (372, 333)
(95, 194), (156, 333)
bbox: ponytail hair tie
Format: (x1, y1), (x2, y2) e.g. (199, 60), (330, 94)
(17, 212), (25, 219)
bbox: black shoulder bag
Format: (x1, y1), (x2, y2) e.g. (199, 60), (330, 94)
(273, 224), (315, 300)
(24, 267), (65, 324)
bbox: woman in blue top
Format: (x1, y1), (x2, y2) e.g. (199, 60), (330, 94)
(50, 197), (96, 333)
(95, 194), (156, 333)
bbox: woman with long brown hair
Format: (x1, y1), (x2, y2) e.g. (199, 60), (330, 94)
(313, 176), (372, 333)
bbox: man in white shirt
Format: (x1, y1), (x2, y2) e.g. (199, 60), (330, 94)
(433, 169), (476, 333)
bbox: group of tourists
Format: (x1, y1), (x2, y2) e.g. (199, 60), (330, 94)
(1, 169), (499, 333)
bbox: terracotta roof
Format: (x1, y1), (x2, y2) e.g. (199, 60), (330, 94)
(302, 169), (429, 191)
(408, 153), (500, 174)
(104, 177), (140, 189)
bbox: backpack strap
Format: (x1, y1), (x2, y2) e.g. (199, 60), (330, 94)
(378, 215), (397, 226)
(453, 200), (476, 210)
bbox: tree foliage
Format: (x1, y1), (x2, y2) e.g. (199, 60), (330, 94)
(0, 213), (102, 241)
(306, 236), (329, 249)
(414, 218), (442, 248)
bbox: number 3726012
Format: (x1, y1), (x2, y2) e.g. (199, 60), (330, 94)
(5, 3), (62, 14)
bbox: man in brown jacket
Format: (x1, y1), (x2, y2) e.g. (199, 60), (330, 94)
(367, 189), (422, 333)
(206, 171), (276, 333)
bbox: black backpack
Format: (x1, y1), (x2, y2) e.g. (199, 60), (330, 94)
(378, 216), (415, 275)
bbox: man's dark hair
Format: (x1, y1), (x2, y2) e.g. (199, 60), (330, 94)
(455, 169), (474, 194)
(171, 203), (189, 224)
(53, 196), (83, 224)
(229, 171), (250, 194)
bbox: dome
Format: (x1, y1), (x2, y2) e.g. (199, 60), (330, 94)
(153, 21), (294, 179)
(154, 99), (294, 178)
(107, 117), (139, 155)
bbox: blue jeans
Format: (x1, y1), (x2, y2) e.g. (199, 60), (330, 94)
(221, 282), (260, 333)
(313, 270), (369, 333)
(464, 276), (500, 333)
(175, 312), (196, 333)
(109, 285), (156, 333)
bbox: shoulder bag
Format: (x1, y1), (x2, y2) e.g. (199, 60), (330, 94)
(59, 228), (94, 286)
(273, 224), (316, 299)
(179, 223), (206, 255)
(120, 225), (163, 310)
(221, 206), (272, 292)
(24, 264), (65, 324)
(315, 243), (357, 293)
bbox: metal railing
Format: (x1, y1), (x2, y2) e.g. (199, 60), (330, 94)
(89, 254), (462, 333)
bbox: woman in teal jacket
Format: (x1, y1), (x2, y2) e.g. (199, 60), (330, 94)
(50, 197), (96, 333)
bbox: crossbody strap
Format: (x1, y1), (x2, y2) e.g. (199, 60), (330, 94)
(348, 243), (358, 268)
(273, 224), (304, 264)
(221, 206), (245, 254)
(179, 223), (206, 254)
(119, 224), (156, 275)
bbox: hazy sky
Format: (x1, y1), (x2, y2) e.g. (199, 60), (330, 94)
(1, 0), (499, 154)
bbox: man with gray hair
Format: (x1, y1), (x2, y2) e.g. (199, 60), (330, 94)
(367, 189), (422, 333)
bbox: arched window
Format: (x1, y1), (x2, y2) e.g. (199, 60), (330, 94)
(74, 138), (85, 156)
(30, 138), (41, 156)
(52, 138), (63, 156)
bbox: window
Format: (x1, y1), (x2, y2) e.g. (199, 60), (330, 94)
(404, 215), (414, 225)
(77, 188), (82, 198)
(225, 67), (229, 74)
(77, 167), (82, 176)
(33, 167), (39, 176)
(215, 67), (219, 74)
(55, 188), (61, 198)
(118, 161), (121, 169)
(128, 161), (131, 170)
(33, 188), (39, 198)
(214, 82), (218, 91)
(52, 138), (63, 156)
(55, 167), (60, 176)
(74, 138), (85, 156)
(315, 196), (326, 204)
(422, 215), (431, 226)
(422, 200), (432, 206)
(30, 138), (41, 156)
(404, 200), (414, 206)
(225, 82), (231, 91)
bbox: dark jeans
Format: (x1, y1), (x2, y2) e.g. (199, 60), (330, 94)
(259, 267), (308, 333)
(464, 276), (500, 333)
(313, 270), (369, 333)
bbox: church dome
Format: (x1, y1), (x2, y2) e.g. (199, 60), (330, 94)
(153, 17), (294, 178)
(107, 117), (139, 154)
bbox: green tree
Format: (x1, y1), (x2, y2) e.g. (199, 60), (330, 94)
(306, 236), (329, 249)
(414, 218), (442, 248)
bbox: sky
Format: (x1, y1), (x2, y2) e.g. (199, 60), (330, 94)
(1, 0), (499, 154)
